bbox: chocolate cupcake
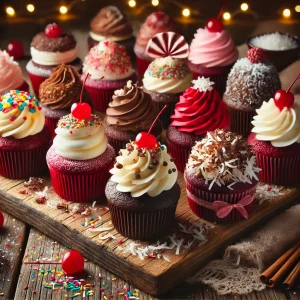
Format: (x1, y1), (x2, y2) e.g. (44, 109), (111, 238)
(26, 23), (82, 97)
(105, 80), (162, 153)
(106, 138), (180, 241)
(88, 6), (135, 62)
(223, 48), (281, 137)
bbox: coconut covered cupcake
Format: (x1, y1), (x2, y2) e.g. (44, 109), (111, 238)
(167, 77), (230, 173)
(0, 90), (50, 179)
(134, 12), (177, 76)
(185, 129), (260, 223)
(26, 23), (82, 97)
(0, 50), (29, 93)
(82, 40), (137, 113)
(143, 32), (192, 129)
(105, 80), (162, 153)
(88, 6), (135, 61)
(223, 48), (281, 137)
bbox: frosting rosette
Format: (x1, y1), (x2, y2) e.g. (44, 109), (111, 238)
(83, 40), (134, 80)
(188, 28), (238, 67)
(0, 50), (24, 94)
(106, 80), (158, 131)
(252, 98), (300, 147)
(110, 142), (177, 197)
(170, 77), (230, 134)
(53, 114), (108, 160)
(0, 90), (45, 139)
(90, 6), (133, 42)
(39, 64), (83, 110)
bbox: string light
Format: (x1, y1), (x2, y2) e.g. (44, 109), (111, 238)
(27, 4), (35, 13)
(282, 8), (291, 18)
(182, 8), (190, 17)
(59, 6), (68, 14)
(295, 5), (300, 12)
(223, 12), (231, 20)
(240, 3), (249, 11)
(152, 0), (159, 6)
(6, 6), (15, 16)
(128, 0), (136, 7)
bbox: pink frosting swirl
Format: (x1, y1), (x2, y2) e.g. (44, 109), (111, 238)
(188, 28), (238, 67)
(0, 50), (24, 94)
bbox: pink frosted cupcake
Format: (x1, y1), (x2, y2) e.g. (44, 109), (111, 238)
(82, 40), (137, 113)
(188, 18), (238, 96)
(134, 12), (177, 77)
(0, 50), (29, 93)
(26, 23), (82, 97)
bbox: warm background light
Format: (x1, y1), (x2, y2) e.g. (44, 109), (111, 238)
(6, 6), (15, 16)
(59, 5), (68, 14)
(182, 8), (191, 17)
(152, 0), (159, 6)
(282, 8), (291, 18)
(240, 3), (249, 11)
(128, 0), (136, 7)
(26, 4), (35, 13)
(295, 5), (300, 12)
(223, 12), (231, 20)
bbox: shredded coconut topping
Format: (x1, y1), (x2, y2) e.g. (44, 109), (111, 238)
(191, 76), (214, 92)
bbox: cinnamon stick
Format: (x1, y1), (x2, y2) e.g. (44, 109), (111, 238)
(283, 262), (299, 290)
(267, 246), (300, 288)
(260, 240), (300, 283)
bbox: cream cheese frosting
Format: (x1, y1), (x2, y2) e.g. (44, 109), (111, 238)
(53, 114), (108, 160)
(110, 142), (177, 197)
(0, 90), (45, 139)
(252, 98), (300, 147)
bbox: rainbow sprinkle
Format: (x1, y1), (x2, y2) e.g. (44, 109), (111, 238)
(58, 114), (102, 130)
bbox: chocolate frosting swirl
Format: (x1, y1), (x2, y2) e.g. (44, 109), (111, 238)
(90, 6), (133, 37)
(106, 81), (158, 131)
(39, 64), (83, 110)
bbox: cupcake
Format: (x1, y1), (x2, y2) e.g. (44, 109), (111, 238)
(188, 17), (238, 96)
(26, 23), (82, 97)
(134, 12), (177, 77)
(185, 129), (260, 223)
(0, 50), (29, 93)
(223, 48), (281, 137)
(248, 77), (300, 185)
(105, 130), (180, 240)
(143, 32), (192, 129)
(88, 6), (135, 61)
(82, 40), (137, 113)
(0, 90), (50, 179)
(167, 77), (230, 173)
(39, 64), (89, 138)
(105, 80), (162, 154)
(46, 104), (116, 202)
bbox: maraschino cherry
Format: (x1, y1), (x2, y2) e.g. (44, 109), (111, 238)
(45, 23), (62, 38)
(205, 1), (226, 32)
(0, 211), (4, 227)
(274, 73), (300, 111)
(71, 74), (92, 120)
(135, 105), (167, 149)
(6, 41), (24, 59)
(62, 250), (84, 275)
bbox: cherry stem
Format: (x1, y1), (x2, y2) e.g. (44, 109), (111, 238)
(147, 105), (167, 135)
(217, 0), (227, 20)
(286, 73), (300, 93)
(80, 73), (90, 104)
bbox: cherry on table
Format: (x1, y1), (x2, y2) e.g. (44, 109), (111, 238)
(62, 250), (84, 275)
(6, 41), (24, 59)
(135, 132), (157, 149)
(71, 102), (91, 120)
(45, 23), (62, 38)
(274, 90), (294, 111)
(206, 18), (224, 32)
(0, 212), (4, 227)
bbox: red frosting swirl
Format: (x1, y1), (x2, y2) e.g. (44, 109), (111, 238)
(170, 87), (230, 135)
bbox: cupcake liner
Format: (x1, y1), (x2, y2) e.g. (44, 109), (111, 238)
(17, 81), (30, 92)
(255, 153), (300, 185)
(84, 85), (113, 113)
(0, 144), (49, 179)
(186, 180), (257, 223)
(136, 55), (151, 77)
(45, 116), (59, 139)
(27, 71), (48, 97)
(227, 106), (255, 138)
(108, 202), (177, 240)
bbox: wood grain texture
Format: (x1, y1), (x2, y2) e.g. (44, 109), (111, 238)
(0, 174), (299, 296)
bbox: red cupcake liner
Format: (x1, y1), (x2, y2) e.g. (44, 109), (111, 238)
(136, 55), (151, 77)
(17, 81), (30, 92)
(255, 153), (300, 185)
(0, 144), (49, 179)
(108, 202), (177, 240)
(186, 180), (257, 223)
(45, 116), (59, 139)
(227, 106), (255, 138)
(27, 71), (48, 98)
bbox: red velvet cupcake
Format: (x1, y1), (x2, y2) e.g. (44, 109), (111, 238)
(0, 91), (50, 179)
(47, 111), (115, 202)
(82, 40), (137, 113)
(167, 77), (230, 173)
(185, 129), (260, 223)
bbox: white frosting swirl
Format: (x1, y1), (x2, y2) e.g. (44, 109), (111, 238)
(252, 98), (300, 147)
(53, 114), (108, 160)
(110, 144), (177, 197)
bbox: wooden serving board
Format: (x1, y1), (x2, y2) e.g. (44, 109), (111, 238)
(0, 174), (299, 296)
